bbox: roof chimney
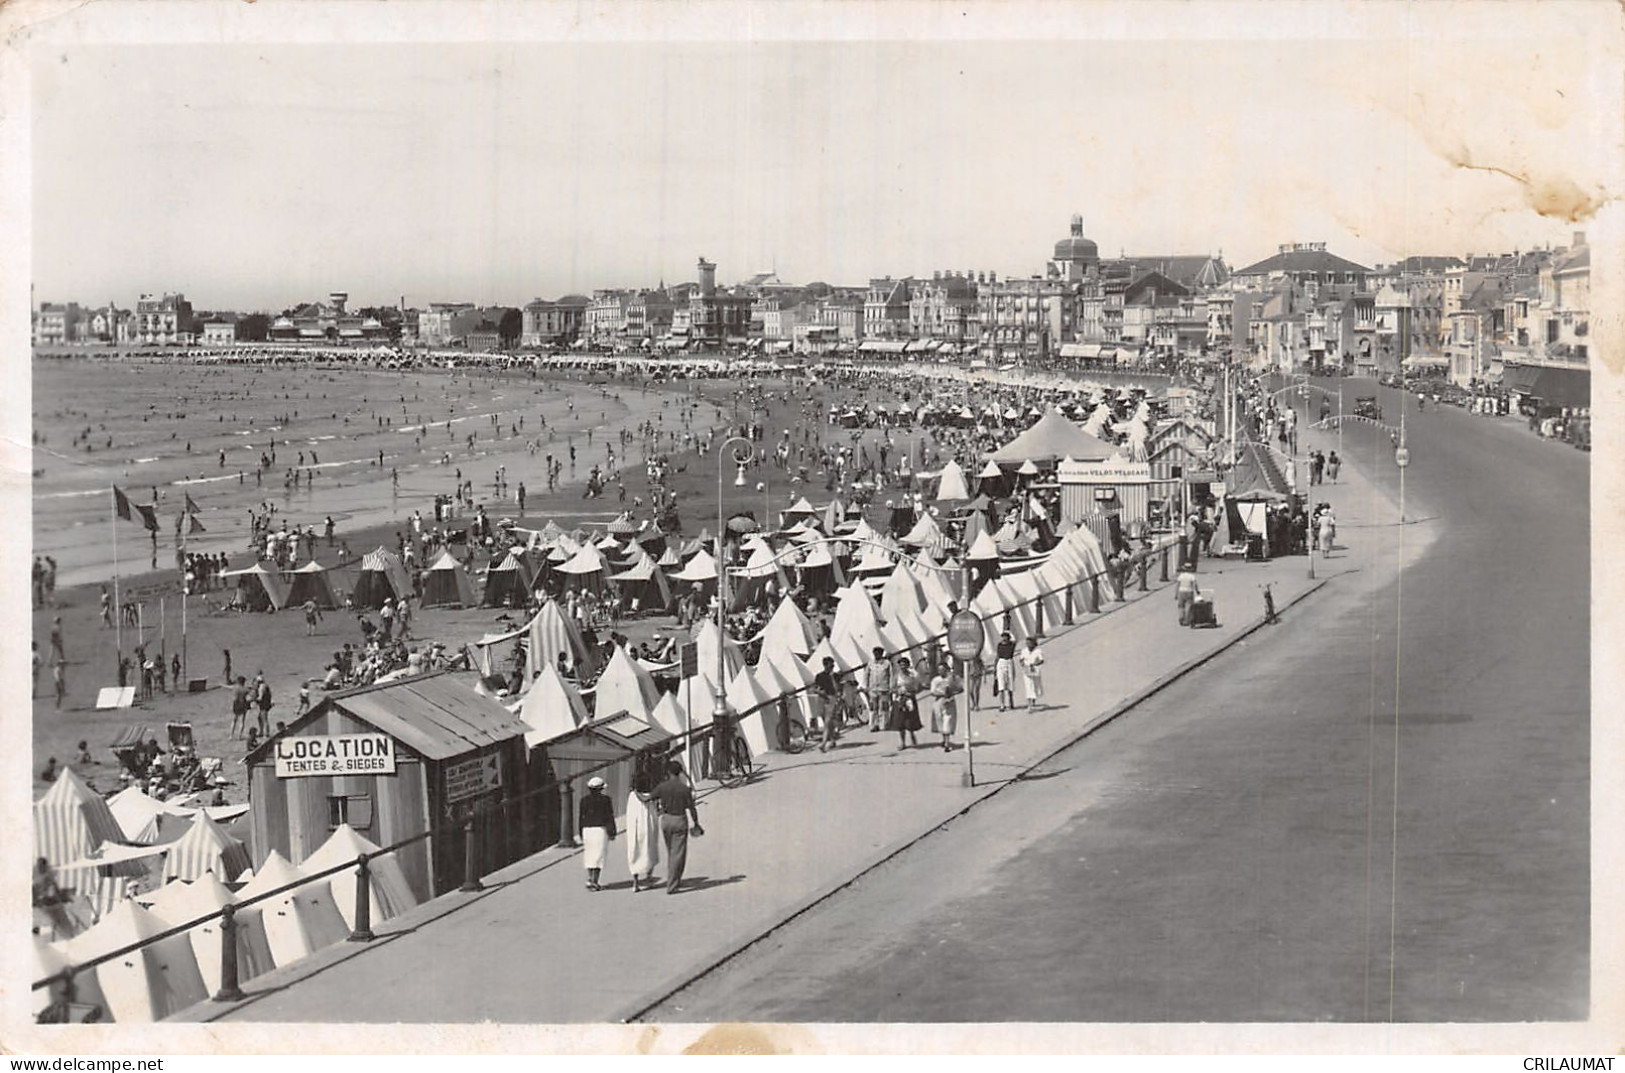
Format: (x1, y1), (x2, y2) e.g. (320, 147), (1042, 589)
(1572, 230), (1586, 248)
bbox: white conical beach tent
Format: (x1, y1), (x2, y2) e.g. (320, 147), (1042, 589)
(935, 458), (970, 501)
(649, 689), (689, 738)
(753, 596), (819, 657)
(518, 662), (590, 746)
(879, 562), (928, 623)
(555, 543), (608, 595)
(107, 786), (193, 846)
(142, 873), (275, 994)
(301, 824), (419, 931)
(160, 814), (252, 883)
(966, 530), (1001, 561)
(610, 549), (675, 613)
(809, 637), (854, 675)
(671, 548), (719, 582)
(234, 850), (350, 969)
(34, 933), (107, 1019)
(691, 618), (747, 692)
(727, 666), (776, 757)
(589, 645), (663, 722)
(35, 767), (125, 867)
(62, 899), (208, 1023)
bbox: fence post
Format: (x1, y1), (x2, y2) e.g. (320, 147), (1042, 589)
(1160, 545), (1170, 582)
(555, 779), (579, 849)
(348, 853), (375, 942)
(214, 905), (246, 1002)
(1034, 595), (1045, 638)
(1088, 574), (1101, 614)
(1178, 533), (1188, 571)
(1062, 584), (1074, 625)
(460, 816), (484, 893)
(1137, 553), (1150, 592)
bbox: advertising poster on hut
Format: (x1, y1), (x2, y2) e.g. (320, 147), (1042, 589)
(274, 733), (397, 778)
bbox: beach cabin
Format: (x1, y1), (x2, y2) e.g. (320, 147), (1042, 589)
(527, 711), (671, 846)
(244, 673), (534, 902)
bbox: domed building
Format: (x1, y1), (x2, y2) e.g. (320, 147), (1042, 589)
(1052, 215), (1100, 281)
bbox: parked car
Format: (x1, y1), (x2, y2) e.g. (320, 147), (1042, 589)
(1354, 396), (1383, 420)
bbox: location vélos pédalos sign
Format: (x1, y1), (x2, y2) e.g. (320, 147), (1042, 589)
(275, 733), (397, 778)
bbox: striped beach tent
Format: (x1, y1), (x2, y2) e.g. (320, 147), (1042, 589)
(160, 814), (251, 883)
(555, 543), (608, 596)
(284, 561), (339, 610)
(420, 550), (477, 608)
(481, 548), (534, 608)
(351, 547), (412, 609)
(35, 768), (124, 867)
(300, 824), (418, 931)
(609, 549), (674, 614)
(528, 599), (600, 681)
(517, 661), (590, 745)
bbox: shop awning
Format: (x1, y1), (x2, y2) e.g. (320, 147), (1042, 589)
(1059, 343), (1102, 359)
(1503, 363), (1590, 408)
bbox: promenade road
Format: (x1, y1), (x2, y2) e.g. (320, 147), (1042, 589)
(645, 378), (1591, 1024)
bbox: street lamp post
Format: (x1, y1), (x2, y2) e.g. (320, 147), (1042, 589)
(714, 435), (755, 760)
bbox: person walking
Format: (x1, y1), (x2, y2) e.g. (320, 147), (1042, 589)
(863, 646), (894, 731)
(892, 656), (922, 750)
(578, 776), (616, 891)
(929, 661), (958, 751)
(1019, 636), (1045, 712)
(100, 586), (112, 629)
(993, 631), (1017, 711)
(1175, 562), (1198, 626)
(654, 760), (702, 895)
(1327, 451), (1342, 483)
(625, 770), (660, 892)
(49, 616), (65, 664)
(1318, 507), (1337, 559)
(254, 673), (273, 737)
(965, 652), (985, 711)
(53, 658), (67, 710)
(813, 656), (841, 752)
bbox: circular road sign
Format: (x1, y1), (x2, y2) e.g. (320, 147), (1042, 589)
(947, 610), (985, 661)
(1395, 446), (1411, 469)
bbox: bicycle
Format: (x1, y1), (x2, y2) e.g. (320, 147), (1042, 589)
(697, 717), (754, 787)
(776, 704), (811, 754)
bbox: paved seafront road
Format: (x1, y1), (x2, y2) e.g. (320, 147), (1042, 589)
(646, 380), (1591, 1023)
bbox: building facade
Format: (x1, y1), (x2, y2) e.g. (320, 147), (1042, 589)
(131, 292), (195, 345)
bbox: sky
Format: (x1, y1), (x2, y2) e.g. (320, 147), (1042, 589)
(30, 34), (1611, 312)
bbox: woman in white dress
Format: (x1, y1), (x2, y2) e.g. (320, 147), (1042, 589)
(578, 777), (616, 891)
(1019, 637), (1045, 712)
(625, 770), (661, 893)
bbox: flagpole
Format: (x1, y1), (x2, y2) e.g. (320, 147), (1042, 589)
(112, 487), (122, 658)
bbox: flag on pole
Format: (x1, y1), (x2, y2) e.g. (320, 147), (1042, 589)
(184, 492), (202, 515)
(113, 485), (135, 522)
(189, 514), (207, 535)
(135, 502), (160, 532)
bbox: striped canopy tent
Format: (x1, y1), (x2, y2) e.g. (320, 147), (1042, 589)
(609, 550), (675, 614)
(555, 543), (608, 596)
(351, 547), (412, 609)
(420, 550), (478, 609)
(529, 599), (600, 682)
(481, 548), (535, 608)
(636, 526), (669, 555)
(656, 545), (682, 569)
(899, 510), (949, 557)
(284, 561), (339, 610)
(61, 899), (208, 1023)
(518, 662), (590, 745)
(821, 498), (847, 533)
(606, 512), (640, 537)
(849, 517), (879, 543)
(159, 813), (252, 883)
(729, 540), (790, 612)
(649, 689), (688, 739)
(546, 532), (583, 564)
(935, 458), (971, 501)
(535, 519), (565, 544)
(35, 768), (125, 868)
(141, 873), (274, 996)
(233, 850), (351, 970)
(678, 528), (714, 560)
(594, 532), (624, 553)
(107, 786), (195, 845)
(587, 644), (664, 723)
(219, 561), (290, 612)
(54, 841), (168, 921)
(752, 595), (819, 657)
(300, 824), (418, 931)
